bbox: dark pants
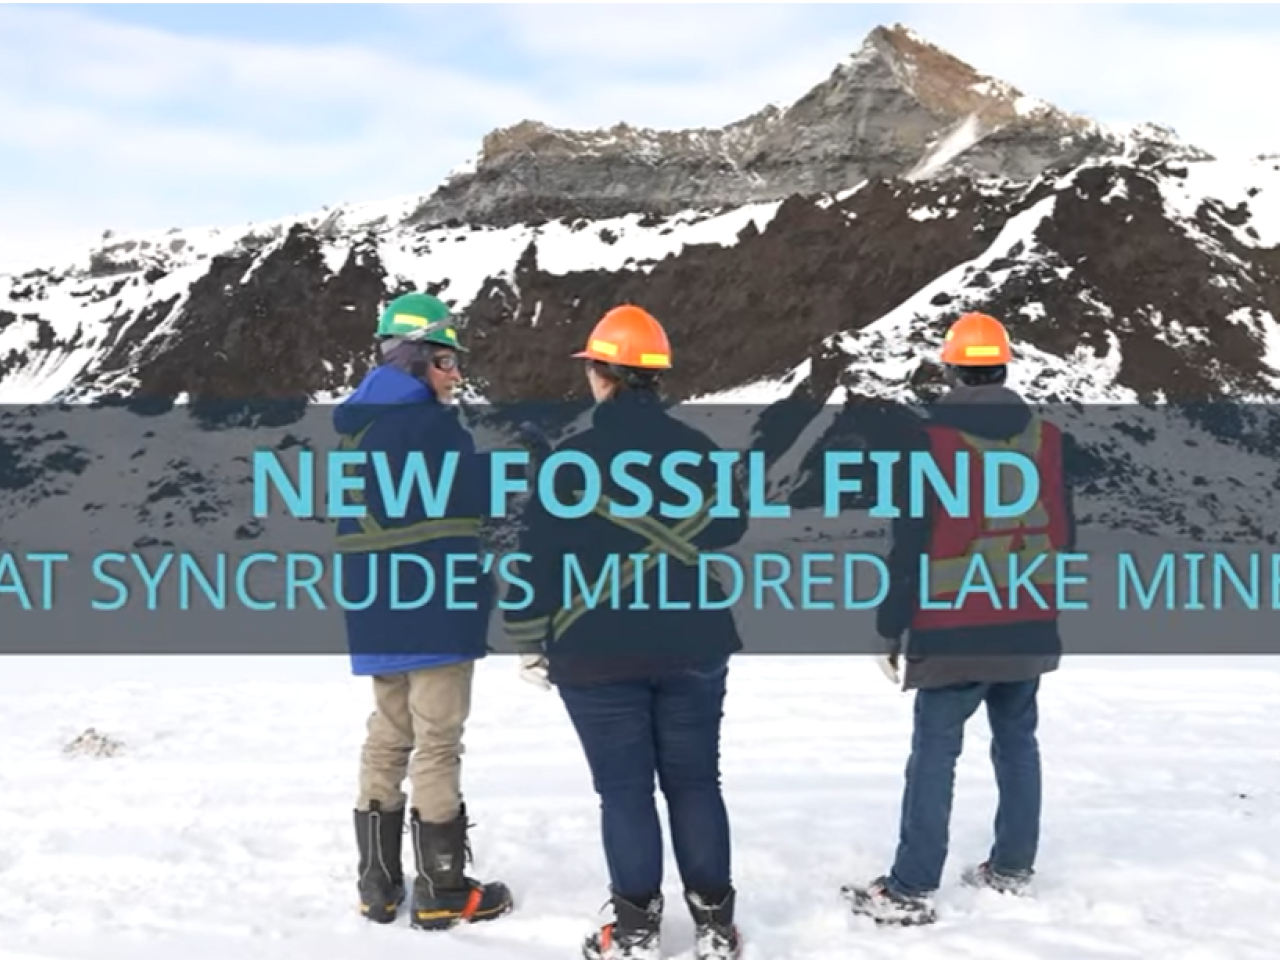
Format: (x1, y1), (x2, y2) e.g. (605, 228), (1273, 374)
(889, 678), (1042, 896)
(558, 660), (733, 903)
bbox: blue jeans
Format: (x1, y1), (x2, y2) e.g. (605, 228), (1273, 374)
(889, 679), (1042, 896)
(558, 660), (733, 902)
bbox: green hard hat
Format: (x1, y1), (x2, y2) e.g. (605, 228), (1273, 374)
(375, 292), (467, 351)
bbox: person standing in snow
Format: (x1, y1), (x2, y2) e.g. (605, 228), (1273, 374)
(503, 304), (748, 960)
(336, 292), (512, 930)
(845, 312), (1077, 926)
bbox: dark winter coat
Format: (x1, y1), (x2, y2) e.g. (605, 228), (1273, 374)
(875, 383), (1077, 691)
(333, 365), (496, 676)
(502, 389), (748, 686)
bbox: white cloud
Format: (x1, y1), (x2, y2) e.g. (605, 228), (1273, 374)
(492, 3), (815, 73)
(3, 3), (1280, 273)
(0, 5), (551, 271)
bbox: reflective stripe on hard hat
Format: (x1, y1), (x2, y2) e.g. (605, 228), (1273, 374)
(400, 318), (461, 346)
(963, 344), (1004, 359)
(398, 317), (449, 335)
(589, 339), (619, 356)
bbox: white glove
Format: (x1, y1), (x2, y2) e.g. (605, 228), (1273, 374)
(877, 653), (901, 687)
(519, 653), (550, 690)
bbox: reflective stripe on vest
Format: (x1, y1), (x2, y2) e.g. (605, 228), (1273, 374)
(332, 424), (482, 554)
(913, 417), (1067, 628)
(504, 493), (722, 647)
(551, 493), (722, 641)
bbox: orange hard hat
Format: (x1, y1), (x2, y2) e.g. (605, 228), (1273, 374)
(572, 304), (672, 369)
(940, 312), (1012, 365)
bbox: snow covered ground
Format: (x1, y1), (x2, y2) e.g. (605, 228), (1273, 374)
(2, 653), (1279, 960)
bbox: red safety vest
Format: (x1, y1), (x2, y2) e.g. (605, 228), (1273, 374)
(910, 416), (1070, 632)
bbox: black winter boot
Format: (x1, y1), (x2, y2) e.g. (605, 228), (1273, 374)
(684, 888), (742, 960)
(582, 892), (663, 960)
(354, 801), (405, 923)
(408, 804), (513, 930)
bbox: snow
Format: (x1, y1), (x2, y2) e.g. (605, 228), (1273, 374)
(905, 115), (985, 182)
(688, 360), (810, 406)
(533, 203), (784, 276)
(1239, 305), (1280, 388)
(325, 192), (431, 231)
(377, 226), (547, 310)
(1150, 309), (1212, 350)
(2, 648), (1280, 959)
(1013, 95), (1052, 119)
(1101, 178), (1129, 204)
(378, 200), (785, 307)
(0, 343), (96, 404)
(1157, 156), (1280, 249)
(320, 241), (352, 278)
(814, 183), (868, 211)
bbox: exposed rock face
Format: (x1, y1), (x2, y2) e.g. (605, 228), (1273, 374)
(122, 227), (392, 403)
(411, 24), (1210, 228)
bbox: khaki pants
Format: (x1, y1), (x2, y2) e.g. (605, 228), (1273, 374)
(356, 660), (474, 822)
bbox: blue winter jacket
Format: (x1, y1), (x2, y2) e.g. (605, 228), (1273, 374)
(333, 365), (496, 677)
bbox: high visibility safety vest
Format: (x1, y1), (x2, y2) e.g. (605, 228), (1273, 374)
(909, 416), (1070, 632)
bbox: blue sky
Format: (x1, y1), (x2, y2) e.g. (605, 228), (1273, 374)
(2, 3), (1279, 271)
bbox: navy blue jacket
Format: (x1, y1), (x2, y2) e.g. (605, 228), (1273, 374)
(502, 389), (748, 686)
(333, 365), (495, 676)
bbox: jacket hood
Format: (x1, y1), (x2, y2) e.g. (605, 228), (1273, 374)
(333, 364), (435, 435)
(927, 383), (1032, 440)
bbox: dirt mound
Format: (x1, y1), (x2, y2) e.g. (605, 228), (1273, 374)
(461, 178), (1022, 403)
(120, 227), (407, 403)
(957, 162), (1280, 401)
